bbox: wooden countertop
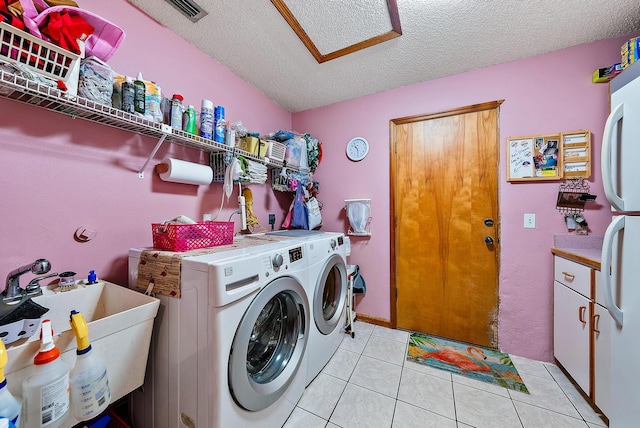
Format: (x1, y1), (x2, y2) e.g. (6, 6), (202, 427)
(551, 247), (601, 270)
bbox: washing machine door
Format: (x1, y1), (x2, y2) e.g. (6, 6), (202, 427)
(314, 254), (348, 335)
(229, 276), (308, 411)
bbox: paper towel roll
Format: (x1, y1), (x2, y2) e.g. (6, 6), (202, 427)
(158, 157), (213, 185)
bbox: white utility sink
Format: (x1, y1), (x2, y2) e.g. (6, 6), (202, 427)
(3, 281), (159, 428)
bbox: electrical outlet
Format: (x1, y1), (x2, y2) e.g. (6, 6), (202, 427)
(268, 214), (276, 225)
(203, 214), (212, 221)
(524, 213), (536, 229)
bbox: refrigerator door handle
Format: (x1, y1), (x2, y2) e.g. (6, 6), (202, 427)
(601, 102), (625, 211)
(601, 215), (625, 326)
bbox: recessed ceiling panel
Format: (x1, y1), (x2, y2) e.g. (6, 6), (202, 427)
(284, 0), (392, 54)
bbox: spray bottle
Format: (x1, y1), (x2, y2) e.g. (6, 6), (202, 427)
(121, 76), (135, 113)
(133, 72), (146, 114)
(22, 320), (70, 428)
(0, 340), (21, 427)
(68, 311), (110, 421)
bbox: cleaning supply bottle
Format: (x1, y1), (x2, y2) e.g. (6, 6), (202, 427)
(0, 340), (21, 427)
(121, 77), (135, 113)
(68, 310), (110, 421)
(170, 94), (184, 130)
(133, 72), (146, 114)
(199, 99), (214, 139)
(182, 105), (197, 135)
(214, 105), (226, 144)
(22, 320), (70, 428)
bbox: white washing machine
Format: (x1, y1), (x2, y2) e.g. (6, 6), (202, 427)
(267, 230), (349, 385)
(128, 239), (309, 428)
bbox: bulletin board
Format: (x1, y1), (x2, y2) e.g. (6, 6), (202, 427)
(507, 130), (591, 182)
(507, 133), (562, 181)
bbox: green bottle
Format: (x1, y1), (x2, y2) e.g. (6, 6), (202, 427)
(183, 105), (197, 134)
(134, 72), (146, 114)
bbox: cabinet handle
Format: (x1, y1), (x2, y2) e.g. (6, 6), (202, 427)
(578, 306), (587, 323)
(562, 271), (575, 280)
(593, 314), (601, 333)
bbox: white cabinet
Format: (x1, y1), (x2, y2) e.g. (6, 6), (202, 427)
(553, 254), (609, 416)
(553, 280), (590, 392)
(593, 301), (611, 415)
(593, 270), (611, 416)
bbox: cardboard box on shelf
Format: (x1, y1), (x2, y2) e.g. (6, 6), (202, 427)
(621, 37), (640, 69)
(592, 63), (622, 83)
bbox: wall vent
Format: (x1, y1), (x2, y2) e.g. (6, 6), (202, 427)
(165, 0), (208, 23)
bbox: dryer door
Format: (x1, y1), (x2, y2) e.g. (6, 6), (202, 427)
(229, 276), (308, 411)
(314, 254), (348, 335)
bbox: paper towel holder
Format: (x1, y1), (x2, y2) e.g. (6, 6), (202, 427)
(344, 198), (372, 237)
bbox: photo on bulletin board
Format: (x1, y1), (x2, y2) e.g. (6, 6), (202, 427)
(507, 133), (563, 181)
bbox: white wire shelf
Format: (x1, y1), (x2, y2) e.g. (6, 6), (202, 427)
(0, 68), (289, 175)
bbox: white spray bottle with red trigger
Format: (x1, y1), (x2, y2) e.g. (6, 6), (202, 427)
(22, 320), (70, 428)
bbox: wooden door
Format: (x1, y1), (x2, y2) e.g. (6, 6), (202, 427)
(390, 101), (501, 348)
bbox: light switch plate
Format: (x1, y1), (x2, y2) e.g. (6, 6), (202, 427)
(524, 213), (536, 229)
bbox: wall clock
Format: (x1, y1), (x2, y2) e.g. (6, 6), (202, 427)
(346, 137), (369, 161)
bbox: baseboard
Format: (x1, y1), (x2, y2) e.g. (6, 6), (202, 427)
(354, 313), (391, 328)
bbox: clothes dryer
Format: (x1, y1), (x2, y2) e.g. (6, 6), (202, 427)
(267, 230), (348, 385)
(128, 239), (309, 428)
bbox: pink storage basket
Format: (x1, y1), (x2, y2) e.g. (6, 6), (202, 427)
(152, 221), (234, 252)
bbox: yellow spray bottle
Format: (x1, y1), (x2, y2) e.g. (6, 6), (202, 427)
(0, 340), (21, 427)
(69, 310), (111, 421)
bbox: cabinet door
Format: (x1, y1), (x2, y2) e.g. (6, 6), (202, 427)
(593, 302), (611, 417)
(554, 281), (590, 392)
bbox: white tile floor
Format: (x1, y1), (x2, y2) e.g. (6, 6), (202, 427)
(284, 321), (608, 428)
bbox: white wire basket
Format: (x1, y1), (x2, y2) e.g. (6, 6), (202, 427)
(0, 22), (82, 93)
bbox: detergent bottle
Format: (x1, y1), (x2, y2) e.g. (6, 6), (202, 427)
(22, 320), (70, 428)
(0, 340), (21, 427)
(68, 310), (110, 421)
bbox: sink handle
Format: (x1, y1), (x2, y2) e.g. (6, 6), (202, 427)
(26, 272), (59, 291)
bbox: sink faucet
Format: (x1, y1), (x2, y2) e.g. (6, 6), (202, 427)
(4, 259), (52, 302)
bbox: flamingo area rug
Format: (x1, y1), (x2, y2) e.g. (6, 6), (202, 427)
(407, 333), (529, 393)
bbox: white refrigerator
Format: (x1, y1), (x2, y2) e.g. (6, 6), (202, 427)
(601, 58), (640, 428)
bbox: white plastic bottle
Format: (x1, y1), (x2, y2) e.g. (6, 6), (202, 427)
(22, 320), (70, 428)
(68, 310), (110, 421)
(0, 340), (21, 427)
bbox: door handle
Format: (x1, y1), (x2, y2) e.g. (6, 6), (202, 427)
(602, 215), (625, 326)
(578, 306), (587, 324)
(601, 102), (625, 211)
(593, 314), (601, 333)
(484, 236), (494, 245)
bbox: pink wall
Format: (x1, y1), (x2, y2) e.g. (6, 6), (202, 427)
(293, 35), (638, 361)
(0, 0), (291, 287)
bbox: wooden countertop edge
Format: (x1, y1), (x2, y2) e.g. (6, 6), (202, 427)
(551, 247), (601, 270)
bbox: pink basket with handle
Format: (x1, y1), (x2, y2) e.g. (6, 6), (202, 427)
(152, 222), (234, 252)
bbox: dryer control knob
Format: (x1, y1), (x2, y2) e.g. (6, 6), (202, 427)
(330, 239), (337, 250)
(272, 253), (284, 268)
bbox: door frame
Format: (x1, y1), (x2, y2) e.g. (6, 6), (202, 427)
(389, 100), (503, 330)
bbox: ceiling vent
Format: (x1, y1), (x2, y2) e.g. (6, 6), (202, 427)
(165, 0), (208, 23)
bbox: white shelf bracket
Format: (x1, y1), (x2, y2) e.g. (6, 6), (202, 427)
(138, 124), (172, 178)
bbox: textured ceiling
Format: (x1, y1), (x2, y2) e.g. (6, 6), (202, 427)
(128, 0), (640, 113)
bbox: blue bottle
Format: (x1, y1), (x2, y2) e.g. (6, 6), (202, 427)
(214, 106), (225, 144)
